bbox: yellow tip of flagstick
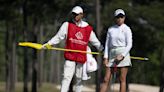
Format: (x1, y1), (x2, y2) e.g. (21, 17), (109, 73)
(18, 42), (25, 46)
(144, 58), (149, 60)
(18, 42), (43, 50)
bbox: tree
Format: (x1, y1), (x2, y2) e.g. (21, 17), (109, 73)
(160, 48), (164, 92)
(0, 0), (21, 92)
(95, 0), (103, 92)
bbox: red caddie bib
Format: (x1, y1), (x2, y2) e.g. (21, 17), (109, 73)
(64, 22), (92, 64)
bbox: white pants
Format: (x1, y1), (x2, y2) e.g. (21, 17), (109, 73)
(60, 60), (83, 92)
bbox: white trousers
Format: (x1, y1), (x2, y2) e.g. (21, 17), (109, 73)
(60, 60), (83, 92)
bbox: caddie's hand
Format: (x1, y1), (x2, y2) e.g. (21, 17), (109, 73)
(41, 43), (49, 49)
(115, 54), (124, 61)
(103, 58), (109, 67)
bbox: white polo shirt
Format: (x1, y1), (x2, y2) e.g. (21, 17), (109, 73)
(47, 20), (101, 50)
(104, 24), (132, 58)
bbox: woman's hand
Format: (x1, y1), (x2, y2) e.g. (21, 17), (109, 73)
(115, 54), (124, 61)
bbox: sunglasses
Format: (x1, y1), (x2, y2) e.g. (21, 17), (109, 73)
(72, 12), (83, 16)
(72, 12), (79, 16)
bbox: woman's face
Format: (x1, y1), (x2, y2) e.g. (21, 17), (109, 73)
(115, 15), (125, 26)
(73, 13), (83, 22)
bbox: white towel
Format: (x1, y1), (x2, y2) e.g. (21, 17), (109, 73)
(82, 46), (98, 80)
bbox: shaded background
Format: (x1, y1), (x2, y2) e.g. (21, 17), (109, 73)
(0, 0), (163, 92)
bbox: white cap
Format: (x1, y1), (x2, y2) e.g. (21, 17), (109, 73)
(72, 6), (83, 14)
(114, 9), (125, 16)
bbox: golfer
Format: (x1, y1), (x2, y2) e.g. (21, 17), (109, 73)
(100, 9), (133, 92)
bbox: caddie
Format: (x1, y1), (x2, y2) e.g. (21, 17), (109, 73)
(42, 6), (103, 92)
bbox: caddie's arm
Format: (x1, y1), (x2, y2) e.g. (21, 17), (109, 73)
(89, 31), (103, 51)
(41, 22), (68, 49)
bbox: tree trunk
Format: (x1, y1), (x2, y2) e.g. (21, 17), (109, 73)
(32, 49), (37, 92)
(5, 21), (16, 92)
(37, 24), (44, 87)
(31, 17), (39, 92)
(95, 0), (102, 92)
(56, 51), (62, 84)
(160, 48), (164, 92)
(5, 21), (10, 92)
(50, 51), (56, 83)
(11, 26), (17, 92)
(22, 0), (29, 92)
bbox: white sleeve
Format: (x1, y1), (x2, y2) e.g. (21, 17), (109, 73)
(122, 28), (132, 57)
(47, 22), (68, 45)
(104, 30), (110, 59)
(89, 31), (101, 50)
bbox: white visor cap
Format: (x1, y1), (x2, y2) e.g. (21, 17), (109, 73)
(72, 6), (83, 14)
(114, 9), (125, 16)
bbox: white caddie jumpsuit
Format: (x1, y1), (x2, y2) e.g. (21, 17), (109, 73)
(47, 20), (101, 92)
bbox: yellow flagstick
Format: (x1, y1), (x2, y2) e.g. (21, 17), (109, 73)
(18, 42), (100, 54)
(130, 56), (149, 60)
(50, 47), (100, 54)
(18, 42), (149, 60)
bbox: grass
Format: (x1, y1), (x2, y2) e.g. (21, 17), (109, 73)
(0, 82), (59, 92)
